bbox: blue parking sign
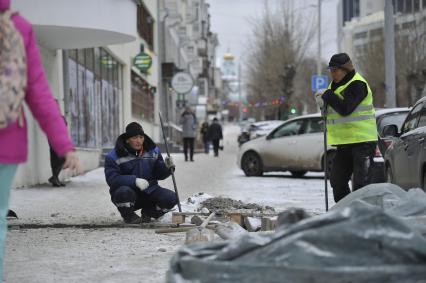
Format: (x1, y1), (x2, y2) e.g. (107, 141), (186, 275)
(311, 75), (329, 92)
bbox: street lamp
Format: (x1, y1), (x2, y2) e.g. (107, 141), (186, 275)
(317, 0), (322, 76)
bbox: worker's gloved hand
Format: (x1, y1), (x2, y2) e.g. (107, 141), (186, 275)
(135, 178), (149, 191)
(165, 156), (175, 171)
(314, 89), (327, 108)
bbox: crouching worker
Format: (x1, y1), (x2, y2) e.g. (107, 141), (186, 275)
(105, 122), (177, 224)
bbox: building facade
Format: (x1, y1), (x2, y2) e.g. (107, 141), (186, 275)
(161, 0), (218, 131)
(11, 0), (162, 186)
(338, 0), (426, 106)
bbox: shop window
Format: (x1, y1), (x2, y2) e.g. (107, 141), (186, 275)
(63, 48), (122, 148)
(131, 72), (154, 122)
(137, 4), (154, 50)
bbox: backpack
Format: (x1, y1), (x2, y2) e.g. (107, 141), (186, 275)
(0, 10), (27, 129)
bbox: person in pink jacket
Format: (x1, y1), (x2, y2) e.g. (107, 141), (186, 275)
(0, 0), (82, 278)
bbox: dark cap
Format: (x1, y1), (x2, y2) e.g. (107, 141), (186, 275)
(328, 53), (351, 69)
(125, 122), (144, 139)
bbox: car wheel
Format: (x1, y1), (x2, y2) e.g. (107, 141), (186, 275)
(241, 152), (263, 176)
(290, 171), (307, 178)
(386, 165), (393, 183)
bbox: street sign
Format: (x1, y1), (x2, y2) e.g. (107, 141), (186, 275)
(311, 75), (329, 92)
(171, 72), (194, 94)
(133, 52), (152, 73)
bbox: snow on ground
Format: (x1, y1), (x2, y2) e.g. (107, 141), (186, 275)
(5, 123), (334, 282)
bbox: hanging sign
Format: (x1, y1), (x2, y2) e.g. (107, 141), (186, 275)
(171, 72), (194, 94)
(133, 52), (152, 73)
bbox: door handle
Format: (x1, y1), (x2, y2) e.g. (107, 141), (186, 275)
(419, 137), (425, 143)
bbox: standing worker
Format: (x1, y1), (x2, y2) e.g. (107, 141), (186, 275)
(180, 107), (197, 162)
(315, 53), (377, 203)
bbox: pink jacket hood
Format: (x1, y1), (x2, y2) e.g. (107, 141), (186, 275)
(0, 0), (10, 11)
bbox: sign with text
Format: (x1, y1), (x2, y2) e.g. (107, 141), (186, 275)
(133, 52), (152, 73)
(171, 72), (194, 94)
(311, 75), (329, 92)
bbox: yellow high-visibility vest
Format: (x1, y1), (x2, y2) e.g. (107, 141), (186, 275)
(326, 72), (378, 145)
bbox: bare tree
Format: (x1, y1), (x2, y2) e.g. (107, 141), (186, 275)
(245, 1), (316, 119)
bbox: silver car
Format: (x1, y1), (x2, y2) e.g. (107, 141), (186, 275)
(237, 113), (335, 177)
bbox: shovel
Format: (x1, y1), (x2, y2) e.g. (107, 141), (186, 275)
(185, 212), (216, 244)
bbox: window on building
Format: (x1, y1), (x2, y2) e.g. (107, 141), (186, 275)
(131, 72), (154, 122)
(354, 31), (367, 39)
(137, 4), (154, 50)
(370, 28), (383, 37)
(63, 47), (123, 148)
(402, 20), (416, 30)
(414, 0), (421, 11)
(406, 0), (413, 13)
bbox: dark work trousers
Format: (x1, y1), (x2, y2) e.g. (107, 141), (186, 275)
(183, 137), (195, 161)
(330, 142), (376, 203)
(212, 139), (220, 156)
(50, 145), (65, 180)
(111, 185), (177, 218)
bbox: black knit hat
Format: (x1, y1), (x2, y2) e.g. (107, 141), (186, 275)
(328, 53), (351, 69)
(125, 122), (144, 139)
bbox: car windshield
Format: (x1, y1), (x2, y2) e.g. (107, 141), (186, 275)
(377, 112), (408, 137)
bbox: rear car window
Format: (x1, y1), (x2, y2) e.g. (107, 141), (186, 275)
(377, 112), (408, 137)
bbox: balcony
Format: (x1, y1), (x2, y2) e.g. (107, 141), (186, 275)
(12, 0), (137, 49)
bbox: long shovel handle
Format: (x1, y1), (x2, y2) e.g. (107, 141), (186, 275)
(322, 105), (329, 212)
(159, 113), (182, 212)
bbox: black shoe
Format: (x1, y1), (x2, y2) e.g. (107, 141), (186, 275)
(59, 181), (66, 187)
(123, 212), (141, 224)
(141, 213), (151, 223)
(48, 177), (62, 187)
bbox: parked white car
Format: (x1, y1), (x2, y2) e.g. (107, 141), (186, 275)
(237, 113), (335, 177)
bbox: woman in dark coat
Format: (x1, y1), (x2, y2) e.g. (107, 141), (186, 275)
(200, 121), (210, 154)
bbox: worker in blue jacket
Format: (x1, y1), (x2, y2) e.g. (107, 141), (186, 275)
(104, 122), (177, 224)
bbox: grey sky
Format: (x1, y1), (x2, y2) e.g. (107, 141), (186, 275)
(207, 0), (339, 66)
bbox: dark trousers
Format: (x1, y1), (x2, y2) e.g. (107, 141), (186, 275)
(111, 185), (177, 218)
(183, 137), (195, 161)
(50, 146), (65, 179)
(203, 138), (210, 154)
(330, 142), (376, 203)
(212, 139), (220, 156)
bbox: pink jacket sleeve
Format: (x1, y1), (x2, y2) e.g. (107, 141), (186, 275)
(24, 25), (75, 156)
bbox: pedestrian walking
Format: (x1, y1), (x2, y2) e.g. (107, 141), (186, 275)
(0, 1), (82, 279)
(207, 117), (223, 157)
(315, 53), (377, 203)
(48, 145), (66, 187)
(200, 121), (210, 154)
(48, 115), (67, 187)
(104, 122), (177, 224)
(180, 107), (197, 161)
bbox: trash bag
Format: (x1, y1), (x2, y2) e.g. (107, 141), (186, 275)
(167, 201), (426, 283)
